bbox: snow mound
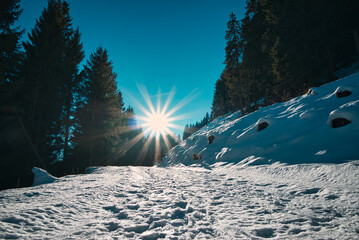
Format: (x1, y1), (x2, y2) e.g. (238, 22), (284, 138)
(32, 167), (57, 186)
(161, 72), (359, 167)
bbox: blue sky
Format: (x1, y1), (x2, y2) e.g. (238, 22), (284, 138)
(18, 0), (246, 137)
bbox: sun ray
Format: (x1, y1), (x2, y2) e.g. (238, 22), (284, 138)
(154, 134), (161, 163)
(166, 123), (185, 131)
(137, 83), (156, 115)
(136, 134), (154, 165)
(161, 134), (172, 152)
(130, 85), (198, 163)
(120, 131), (145, 153)
(165, 88), (199, 118)
(136, 87), (195, 138)
(161, 87), (176, 115)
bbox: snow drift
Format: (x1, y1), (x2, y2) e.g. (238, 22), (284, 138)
(31, 167), (57, 186)
(160, 73), (359, 167)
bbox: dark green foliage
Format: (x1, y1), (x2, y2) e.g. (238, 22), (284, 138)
(223, 12), (245, 113)
(117, 106), (145, 166)
(259, 0), (359, 101)
(0, 0), (23, 102)
(0, 0), (27, 190)
(212, 0), (359, 119)
(211, 73), (232, 119)
(7, 0), (84, 185)
(72, 47), (123, 172)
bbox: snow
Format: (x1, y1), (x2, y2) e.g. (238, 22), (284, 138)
(0, 73), (359, 239)
(1, 163), (358, 239)
(31, 167), (57, 186)
(161, 72), (359, 167)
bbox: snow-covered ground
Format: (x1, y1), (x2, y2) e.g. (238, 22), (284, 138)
(1, 163), (359, 239)
(161, 72), (359, 167)
(1, 73), (359, 239)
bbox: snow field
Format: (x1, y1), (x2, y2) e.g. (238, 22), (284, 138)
(1, 162), (359, 239)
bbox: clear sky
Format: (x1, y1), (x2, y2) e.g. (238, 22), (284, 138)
(18, 0), (246, 137)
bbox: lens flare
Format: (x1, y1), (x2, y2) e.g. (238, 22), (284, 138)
(120, 84), (198, 163)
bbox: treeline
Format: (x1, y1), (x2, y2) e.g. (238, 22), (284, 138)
(182, 113), (210, 140)
(0, 0), (177, 190)
(211, 0), (359, 119)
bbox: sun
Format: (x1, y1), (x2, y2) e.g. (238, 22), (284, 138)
(134, 85), (195, 139)
(147, 112), (168, 132)
(141, 111), (173, 138)
(120, 84), (198, 164)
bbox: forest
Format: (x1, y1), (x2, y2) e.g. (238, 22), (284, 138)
(1, 0), (359, 190)
(184, 0), (359, 138)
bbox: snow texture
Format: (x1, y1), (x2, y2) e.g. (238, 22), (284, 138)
(0, 164), (358, 239)
(161, 72), (359, 167)
(0, 73), (358, 239)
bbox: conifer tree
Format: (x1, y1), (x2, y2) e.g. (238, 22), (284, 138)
(239, 0), (275, 106)
(224, 12), (244, 113)
(73, 47), (123, 170)
(211, 74), (231, 118)
(119, 106), (145, 166)
(0, 0), (24, 190)
(262, 0), (359, 100)
(0, 0), (23, 104)
(18, 0), (84, 174)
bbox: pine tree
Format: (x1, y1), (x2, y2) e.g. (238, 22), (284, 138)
(182, 112), (211, 140)
(17, 0), (84, 175)
(0, 0), (24, 190)
(118, 106), (146, 166)
(224, 12), (245, 114)
(261, 0), (359, 101)
(73, 47), (123, 170)
(239, 0), (276, 106)
(211, 73), (231, 118)
(0, 0), (23, 104)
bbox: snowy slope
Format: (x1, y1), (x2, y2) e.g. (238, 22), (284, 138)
(160, 73), (359, 167)
(1, 163), (359, 239)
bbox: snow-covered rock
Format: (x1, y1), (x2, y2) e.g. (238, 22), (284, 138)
(32, 167), (57, 186)
(161, 73), (359, 167)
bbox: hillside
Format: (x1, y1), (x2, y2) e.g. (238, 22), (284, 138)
(161, 72), (359, 167)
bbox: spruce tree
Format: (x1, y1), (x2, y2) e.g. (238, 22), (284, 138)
(73, 47), (123, 170)
(0, 0), (24, 190)
(239, 0), (275, 106)
(224, 12), (244, 114)
(211, 74), (231, 118)
(0, 0), (23, 104)
(118, 106), (146, 166)
(17, 0), (84, 175)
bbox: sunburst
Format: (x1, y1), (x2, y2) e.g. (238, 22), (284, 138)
(122, 84), (197, 164)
